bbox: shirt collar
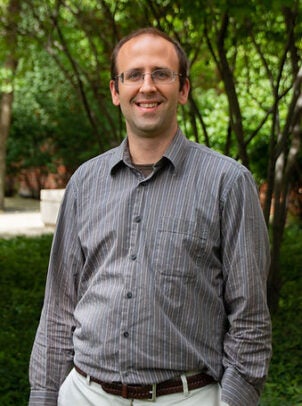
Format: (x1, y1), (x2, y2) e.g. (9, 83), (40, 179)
(162, 128), (189, 172)
(110, 128), (189, 175)
(109, 138), (129, 174)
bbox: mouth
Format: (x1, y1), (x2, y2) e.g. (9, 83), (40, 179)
(135, 101), (161, 109)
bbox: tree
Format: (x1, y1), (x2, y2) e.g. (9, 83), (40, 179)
(19, 0), (141, 150)
(0, 0), (21, 210)
(6, 53), (97, 194)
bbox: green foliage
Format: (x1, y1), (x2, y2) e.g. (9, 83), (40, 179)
(7, 52), (100, 175)
(260, 224), (302, 405)
(0, 225), (301, 404)
(2, 0), (300, 184)
(0, 235), (52, 405)
(191, 87), (230, 147)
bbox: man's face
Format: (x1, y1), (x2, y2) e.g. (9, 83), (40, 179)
(110, 34), (189, 140)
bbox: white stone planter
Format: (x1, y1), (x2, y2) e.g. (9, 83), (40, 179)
(40, 189), (65, 226)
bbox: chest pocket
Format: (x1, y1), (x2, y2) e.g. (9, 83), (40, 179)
(154, 216), (207, 281)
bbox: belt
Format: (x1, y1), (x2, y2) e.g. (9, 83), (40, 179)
(75, 365), (216, 400)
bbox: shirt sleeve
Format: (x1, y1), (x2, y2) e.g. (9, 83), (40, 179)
(220, 169), (272, 406)
(29, 181), (82, 405)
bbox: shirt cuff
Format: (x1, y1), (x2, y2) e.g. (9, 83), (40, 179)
(28, 390), (58, 406)
(221, 367), (260, 406)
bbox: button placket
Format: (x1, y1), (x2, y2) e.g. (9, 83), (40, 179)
(120, 180), (146, 375)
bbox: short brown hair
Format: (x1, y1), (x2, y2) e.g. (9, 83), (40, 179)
(111, 27), (189, 91)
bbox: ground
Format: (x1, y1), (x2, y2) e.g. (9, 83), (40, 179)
(0, 196), (54, 238)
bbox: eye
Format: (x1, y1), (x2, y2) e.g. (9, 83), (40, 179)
(153, 69), (172, 81)
(124, 70), (142, 82)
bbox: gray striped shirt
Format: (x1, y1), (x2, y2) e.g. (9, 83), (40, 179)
(29, 129), (272, 406)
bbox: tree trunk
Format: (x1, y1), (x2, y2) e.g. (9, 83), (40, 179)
(0, 0), (20, 210)
(216, 13), (250, 169)
(0, 91), (14, 210)
(267, 67), (302, 313)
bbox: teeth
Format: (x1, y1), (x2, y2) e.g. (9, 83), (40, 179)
(139, 103), (158, 108)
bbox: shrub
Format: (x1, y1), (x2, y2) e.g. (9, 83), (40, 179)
(0, 235), (52, 405)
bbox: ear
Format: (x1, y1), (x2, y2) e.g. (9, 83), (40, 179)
(110, 80), (120, 106)
(178, 78), (190, 105)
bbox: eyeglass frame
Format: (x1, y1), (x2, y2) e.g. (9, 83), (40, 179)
(115, 68), (182, 86)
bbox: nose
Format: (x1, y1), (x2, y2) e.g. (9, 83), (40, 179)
(139, 73), (157, 92)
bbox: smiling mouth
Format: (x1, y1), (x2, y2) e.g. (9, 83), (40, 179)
(136, 102), (160, 108)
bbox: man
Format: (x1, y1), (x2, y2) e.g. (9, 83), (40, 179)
(29, 27), (272, 406)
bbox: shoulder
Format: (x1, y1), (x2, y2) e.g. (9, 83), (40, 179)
(183, 139), (257, 201)
(73, 146), (119, 179)
(65, 146), (121, 195)
(186, 139), (250, 178)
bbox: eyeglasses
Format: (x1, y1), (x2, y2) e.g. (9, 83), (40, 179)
(115, 68), (182, 85)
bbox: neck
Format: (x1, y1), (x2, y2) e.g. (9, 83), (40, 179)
(127, 129), (177, 165)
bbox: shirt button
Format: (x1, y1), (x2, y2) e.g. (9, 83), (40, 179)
(127, 292), (133, 299)
(135, 216), (141, 223)
(123, 332), (129, 338)
(130, 254), (137, 260)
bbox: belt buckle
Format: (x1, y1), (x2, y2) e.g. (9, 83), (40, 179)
(148, 384), (157, 402)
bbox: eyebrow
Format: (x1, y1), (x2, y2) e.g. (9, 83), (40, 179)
(125, 66), (169, 72)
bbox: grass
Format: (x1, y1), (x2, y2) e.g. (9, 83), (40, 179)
(0, 225), (301, 405)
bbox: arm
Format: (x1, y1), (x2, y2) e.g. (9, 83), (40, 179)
(29, 181), (83, 405)
(220, 170), (272, 406)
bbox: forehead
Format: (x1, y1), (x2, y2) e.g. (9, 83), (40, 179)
(116, 34), (179, 72)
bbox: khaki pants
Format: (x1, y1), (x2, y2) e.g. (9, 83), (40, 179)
(58, 368), (229, 405)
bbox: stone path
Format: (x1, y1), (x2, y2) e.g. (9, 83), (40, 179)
(0, 196), (54, 238)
